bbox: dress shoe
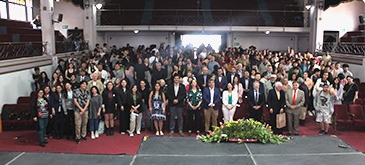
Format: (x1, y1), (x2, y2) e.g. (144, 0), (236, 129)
(43, 140), (48, 144)
(106, 128), (110, 136)
(188, 130), (192, 136)
(76, 139), (80, 144)
(110, 128), (114, 136)
(141, 128), (145, 131)
(179, 131), (184, 137)
(169, 131), (174, 136)
(39, 142), (45, 147)
(81, 136), (87, 142)
(294, 133), (299, 136)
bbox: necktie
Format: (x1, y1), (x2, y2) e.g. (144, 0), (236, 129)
(277, 91), (280, 100)
(293, 90), (296, 105)
(255, 91), (258, 103)
(219, 77), (222, 88)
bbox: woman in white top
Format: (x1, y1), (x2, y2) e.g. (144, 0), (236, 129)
(333, 77), (344, 105)
(222, 83), (239, 122)
(182, 71), (195, 86)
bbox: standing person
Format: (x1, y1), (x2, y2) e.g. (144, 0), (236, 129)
(222, 83), (239, 122)
(313, 72), (330, 97)
(285, 81), (305, 136)
(31, 15), (41, 29)
(202, 79), (221, 136)
(215, 68), (227, 93)
(89, 86), (102, 139)
(332, 77), (344, 105)
(139, 80), (151, 131)
(73, 81), (91, 144)
(241, 71), (252, 97)
(232, 76), (244, 103)
(297, 78), (310, 125)
(247, 81), (265, 121)
(167, 75), (186, 137)
(102, 82), (118, 136)
(37, 72), (50, 91)
(117, 79), (129, 134)
(128, 85), (143, 137)
(343, 76), (358, 106)
(267, 82), (286, 134)
(51, 85), (65, 140)
(32, 67), (41, 91)
(197, 67), (211, 89)
(31, 89), (52, 147)
(134, 57), (148, 87)
(87, 73), (104, 94)
(62, 83), (75, 140)
(314, 84), (337, 135)
(186, 79), (203, 136)
(149, 83), (167, 136)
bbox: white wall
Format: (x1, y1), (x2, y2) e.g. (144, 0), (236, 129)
(53, 0), (84, 38)
(316, 1), (365, 49)
(232, 32), (309, 52)
(0, 65), (53, 113)
(103, 31), (171, 49)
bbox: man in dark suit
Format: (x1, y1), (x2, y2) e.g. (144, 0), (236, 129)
(202, 79), (221, 136)
(247, 81), (266, 121)
(197, 67), (211, 89)
(298, 77), (310, 125)
(249, 73), (265, 94)
(167, 75), (186, 137)
(267, 82), (286, 134)
(75, 69), (90, 83)
(227, 67), (239, 84)
(241, 71), (252, 96)
(215, 68), (227, 93)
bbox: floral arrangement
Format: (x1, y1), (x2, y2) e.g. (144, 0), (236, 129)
(197, 118), (290, 144)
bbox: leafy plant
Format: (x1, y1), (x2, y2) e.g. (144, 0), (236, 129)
(197, 118), (290, 144)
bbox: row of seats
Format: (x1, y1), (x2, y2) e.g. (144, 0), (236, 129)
(333, 104), (365, 130)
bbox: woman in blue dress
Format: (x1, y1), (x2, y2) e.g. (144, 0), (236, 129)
(149, 83), (166, 136)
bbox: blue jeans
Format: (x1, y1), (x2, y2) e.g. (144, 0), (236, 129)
(38, 118), (49, 143)
(74, 41), (80, 51)
(141, 103), (151, 128)
(127, 77), (135, 86)
(89, 118), (99, 132)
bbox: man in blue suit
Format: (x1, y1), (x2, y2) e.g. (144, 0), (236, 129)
(203, 79), (221, 136)
(215, 68), (227, 93)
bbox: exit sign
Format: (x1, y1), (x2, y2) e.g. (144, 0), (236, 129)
(62, 25), (68, 29)
(234, 43), (240, 46)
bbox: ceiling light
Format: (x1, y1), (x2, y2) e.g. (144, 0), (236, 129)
(265, 30), (270, 35)
(305, 4), (312, 10)
(134, 29), (139, 34)
(95, 3), (103, 9)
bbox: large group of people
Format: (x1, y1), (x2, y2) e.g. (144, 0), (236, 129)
(30, 43), (358, 147)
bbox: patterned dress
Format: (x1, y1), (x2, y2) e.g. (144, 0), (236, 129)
(150, 95), (166, 121)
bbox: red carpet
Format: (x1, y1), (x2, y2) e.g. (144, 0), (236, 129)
(0, 117), (364, 155)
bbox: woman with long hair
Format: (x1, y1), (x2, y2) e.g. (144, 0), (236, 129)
(51, 85), (65, 139)
(102, 82), (118, 136)
(89, 86), (102, 139)
(333, 77), (344, 105)
(65, 62), (76, 81)
(186, 79), (202, 135)
(43, 85), (53, 139)
(62, 83), (75, 140)
(232, 76), (244, 103)
(149, 83), (166, 136)
(38, 72), (50, 90)
(30, 89), (52, 147)
(128, 85), (143, 137)
(117, 78), (129, 134)
(54, 74), (65, 89)
(222, 83), (238, 122)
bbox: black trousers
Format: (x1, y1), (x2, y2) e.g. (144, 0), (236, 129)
(119, 106), (130, 132)
(249, 108), (263, 122)
(270, 111), (282, 134)
(188, 109), (201, 131)
(64, 110), (75, 139)
(53, 112), (64, 137)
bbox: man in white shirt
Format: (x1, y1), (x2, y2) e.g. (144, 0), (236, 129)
(94, 64), (108, 82)
(340, 64), (353, 78)
(200, 48), (207, 59)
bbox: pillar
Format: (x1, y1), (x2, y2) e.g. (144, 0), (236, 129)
(83, 2), (97, 50)
(40, 0), (55, 55)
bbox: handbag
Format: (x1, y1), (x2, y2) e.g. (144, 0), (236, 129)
(299, 107), (307, 120)
(276, 113), (286, 129)
(98, 120), (105, 134)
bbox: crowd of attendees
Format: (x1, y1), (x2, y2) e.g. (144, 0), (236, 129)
(30, 42), (358, 147)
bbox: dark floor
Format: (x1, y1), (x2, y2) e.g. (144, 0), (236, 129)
(1, 136), (364, 165)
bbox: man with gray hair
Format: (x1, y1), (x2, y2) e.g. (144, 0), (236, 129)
(152, 62), (166, 85)
(267, 82), (286, 134)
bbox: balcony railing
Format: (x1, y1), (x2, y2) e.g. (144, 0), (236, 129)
(56, 41), (89, 54)
(0, 42), (47, 60)
(98, 9), (309, 27)
(323, 42), (365, 55)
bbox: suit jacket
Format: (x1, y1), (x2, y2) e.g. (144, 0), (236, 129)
(215, 75), (228, 90)
(203, 87), (221, 110)
(50, 93), (66, 113)
(127, 92), (143, 113)
(249, 81), (265, 95)
(299, 83), (310, 106)
(76, 75), (90, 83)
(241, 77), (253, 90)
(267, 89), (286, 113)
(87, 80), (104, 94)
(197, 74), (212, 89)
(167, 83), (186, 107)
(227, 72), (239, 84)
(247, 89), (265, 112)
(265, 80), (276, 99)
(285, 89), (305, 111)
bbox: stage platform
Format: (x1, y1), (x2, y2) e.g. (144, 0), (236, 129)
(1, 135), (364, 165)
